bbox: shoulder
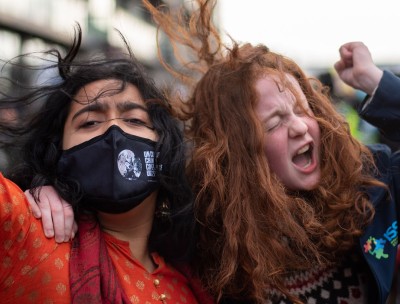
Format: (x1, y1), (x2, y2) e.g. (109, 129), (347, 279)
(0, 172), (35, 247)
(0, 172), (27, 214)
(367, 143), (391, 156)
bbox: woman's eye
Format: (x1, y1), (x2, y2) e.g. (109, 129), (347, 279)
(124, 118), (153, 129)
(125, 118), (146, 125)
(266, 124), (279, 132)
(76, 117), (154, 130)
(265, 117), (281, 132)
(79, 121), (100, 128)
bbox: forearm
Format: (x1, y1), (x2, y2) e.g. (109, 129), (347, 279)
(359, 70), (400, 142)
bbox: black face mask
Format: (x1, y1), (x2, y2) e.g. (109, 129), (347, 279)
(57, 125), (161, 214)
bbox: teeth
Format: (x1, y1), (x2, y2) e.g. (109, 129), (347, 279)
(297, 144), (310, 155)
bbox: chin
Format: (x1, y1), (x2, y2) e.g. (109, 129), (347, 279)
(301, 184), (318, 191)
(282, 172), (321, 191)
(300, 178), (321, 191)
(290, 176), (320, 191)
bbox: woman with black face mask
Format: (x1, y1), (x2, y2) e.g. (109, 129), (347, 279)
(0, 25), (212, 304)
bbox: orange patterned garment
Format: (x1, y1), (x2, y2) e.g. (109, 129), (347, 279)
(104, 233), (199, 304)
(0, 174), (209, 303)
(0, 174), (72, 303)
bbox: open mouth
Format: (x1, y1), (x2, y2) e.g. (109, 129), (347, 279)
(292, 144), (313, 169)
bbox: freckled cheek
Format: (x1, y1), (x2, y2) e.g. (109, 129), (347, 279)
(306, 117), (320, 135)
(309, 122), (321, 149)
(306, 120), (321, 165)
(262, 137), (287, 170)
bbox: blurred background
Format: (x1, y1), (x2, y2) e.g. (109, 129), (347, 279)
(0, 0), (400, 172)
(218, 0), (400, 70)
(0, 0), (186, 86)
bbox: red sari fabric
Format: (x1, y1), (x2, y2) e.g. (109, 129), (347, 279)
(69, 219), (131, 303)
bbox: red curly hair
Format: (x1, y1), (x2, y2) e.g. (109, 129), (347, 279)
(143, 0), (385, 302)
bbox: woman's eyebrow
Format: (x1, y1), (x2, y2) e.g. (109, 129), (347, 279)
(71, 102), (107, 122)
(117, 101), (148, 113)
(71, 100), (148, 122)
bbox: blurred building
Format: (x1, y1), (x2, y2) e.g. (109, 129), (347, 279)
(0, 0), (196, 86)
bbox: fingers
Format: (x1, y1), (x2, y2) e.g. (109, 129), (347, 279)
(339, 42), (373, 68)
(61, 200), (76, 242)
(25, 189), (56, 238)
(338, 43), (354, 58)
(338, 41), (364, 56)
(334, 48), (352, 77)
(43, 188), (67, 243)
(336, 43), (358, 69)
(24, 189), (42, 219)
(336, 41), (383, 94)
(25, 186), (78, 243)
(333, 60), (346, 74)
(44, 187), (78, 242)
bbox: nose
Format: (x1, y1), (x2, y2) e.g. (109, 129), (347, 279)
(288, 115), (308, 137)
(105, 118), (121, 126)
(102, 118), (125, 132)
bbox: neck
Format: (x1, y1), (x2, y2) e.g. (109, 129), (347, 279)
(97, 191), (158, 271)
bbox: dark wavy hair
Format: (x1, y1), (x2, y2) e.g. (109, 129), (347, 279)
(144, 0), (386, 302)
(0, 25), (194, 263)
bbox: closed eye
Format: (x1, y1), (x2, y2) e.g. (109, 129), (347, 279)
(266, 122), (280, 132)
(265, 116), (281, 132)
